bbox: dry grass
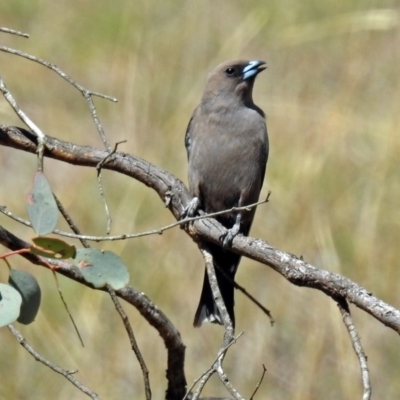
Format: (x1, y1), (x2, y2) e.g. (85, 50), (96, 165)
(1, 1), (400, 399)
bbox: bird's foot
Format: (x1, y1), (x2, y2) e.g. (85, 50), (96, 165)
(181, 197), (200, 222)
(220, 223), (241, 248)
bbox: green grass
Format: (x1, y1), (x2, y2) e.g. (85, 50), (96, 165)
(1, 1), (400, 399)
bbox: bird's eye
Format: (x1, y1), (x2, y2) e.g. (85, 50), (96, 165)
(225, 67), (235, 76)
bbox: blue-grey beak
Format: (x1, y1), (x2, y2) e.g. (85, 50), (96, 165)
(242, 60), (266, 80)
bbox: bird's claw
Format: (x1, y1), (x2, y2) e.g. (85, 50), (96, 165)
(220, 223), (241, 248)
(181, 197), (200, 222)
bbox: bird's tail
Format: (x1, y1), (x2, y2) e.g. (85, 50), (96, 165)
(193, 243), (241, 328)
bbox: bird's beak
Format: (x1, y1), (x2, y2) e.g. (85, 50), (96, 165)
(242, 60), (266, 80)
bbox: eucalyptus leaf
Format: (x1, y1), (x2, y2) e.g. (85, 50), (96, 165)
(73, 249), (129, 290)
(26, 172), (58, 236)
(0, 283), (22, 327)
(9, 269), (41, 325)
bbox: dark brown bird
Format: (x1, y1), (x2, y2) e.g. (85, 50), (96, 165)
(184, 60), (268, 327)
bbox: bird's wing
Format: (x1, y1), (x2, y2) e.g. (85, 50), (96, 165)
(184, 117), (194, 160)
(260, 123), (269, 186)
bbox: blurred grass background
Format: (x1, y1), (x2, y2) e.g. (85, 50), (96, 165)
(1, 0), (400, 399)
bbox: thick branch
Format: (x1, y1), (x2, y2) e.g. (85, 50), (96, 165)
(1, 125), (400, 335)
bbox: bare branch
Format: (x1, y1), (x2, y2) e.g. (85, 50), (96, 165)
(249, 365), (267, 400)
(215, 357), (244, 400)
(0, 77), (46, 170)
(0, 47), (117, 102)
(214, 262), (274, 326)
(51, 268), (85, 347)
(0, 46), (116, 149)
(0, 27), (29, 38)
(199, 245), (234, 335)
(96, 140), (128, 234)
(1, 125), (399, 335)
(337, 300), (371, 400)
(197, 245), (249, 399)
(53, 194), (90, 248)
(8, 325), (99, 400)
(197, 247), (243, 397)
(0, 197), (269, 243)
(96, 165), (113, 234)
(107, 285), (151, 400)
(185, 332), (244, 400)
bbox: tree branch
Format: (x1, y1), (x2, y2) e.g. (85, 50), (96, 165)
(107, 285), (152, 400)
(8, 324), (99, 399)
(1, 124), (399, 336)
(337, 299), (371, 399)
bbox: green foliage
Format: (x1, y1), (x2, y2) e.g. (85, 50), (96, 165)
(26, 172), (58, 236)
(0, 283), (22, 327)
(31, 237), (76, 259)
(72, 249), (129, 290)
(8, 269), (41, 325)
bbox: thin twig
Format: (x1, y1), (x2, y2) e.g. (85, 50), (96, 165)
(82, 92), (112, 151)
(215, 263), (275, 326)
(0, 27), (29, 38)
(8, 325), (98, 399)
(0, 198), (270, 242)
(51, 270), (85, 347)
(197, 246), (243, 399)
(107, 285), (151, 400)
(53, 194), (90, 248)
(185, 367), (215, 400)
(0, 76), (46, 170)
(0, 47), (117, 102)
(96, 167), (112, 234)
(249, 364), (267, 400)
(184, 332), (244, 400)
(96, 141), (127, 234)
(337, 299), (371, 400)
(0, 46), (116, 150)
(96, 140), (127, 169)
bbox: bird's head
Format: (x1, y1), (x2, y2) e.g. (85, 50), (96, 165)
(202, 59), (266, 107)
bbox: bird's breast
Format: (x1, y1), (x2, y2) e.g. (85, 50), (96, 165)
(188, 109), (267, 218)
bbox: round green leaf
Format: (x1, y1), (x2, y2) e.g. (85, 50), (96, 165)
(8, 269), (41, 325)
(0, 283), (22, 327)
(73, 249), (129, 290)
(31, 237), (76, 259)
(26, 171), (58, 236)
